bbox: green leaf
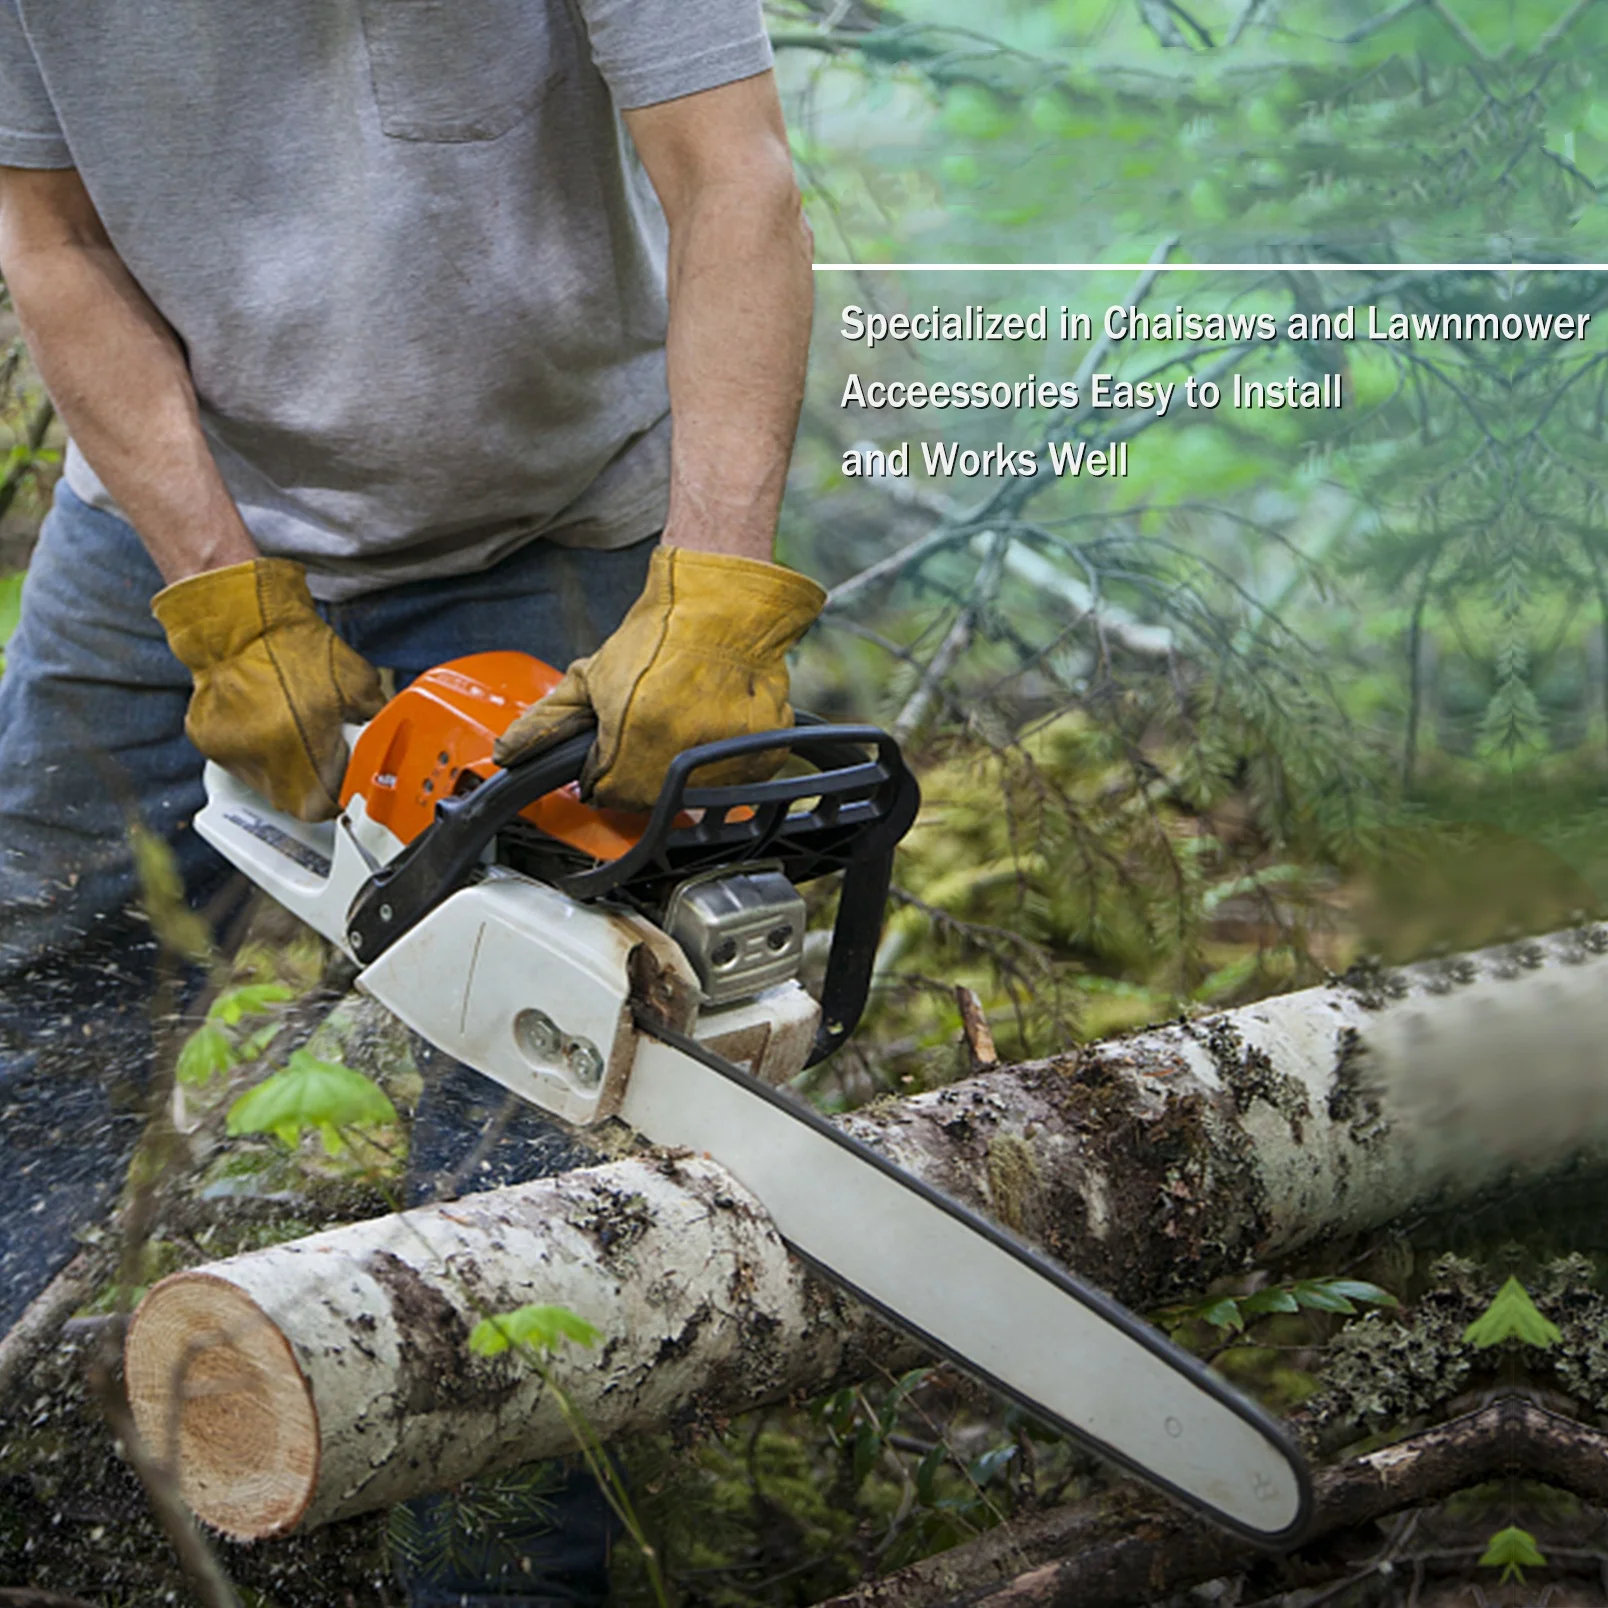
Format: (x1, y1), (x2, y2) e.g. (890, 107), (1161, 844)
(915, 1442), (945, 1505)
(226, 1049), (397, 1154)
(1200, 1297), (1245, 1331)
(1240, 1288), (1300, 1316)
(1464, 1277), (1562, 1350)
(888, 1367), (932, 1408)
(1289, 1281), (1357, 1314)
(1479, 1525), (1546, 1583)
(176, 1021), (239, 1087)
(209, 982), (295, 1027)
(0, 571), (22, 673)
(1313, 1280), (1401, 1308)
(852, 1419), (881, 1487)
(468, 1304), (602, 1358)
(813, 1386), (857, 1439)
(237, 1023), (282, 1061)
(129, 823), (213, 963)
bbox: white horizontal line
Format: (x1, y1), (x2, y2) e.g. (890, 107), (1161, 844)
(811, 262), (1608, 273)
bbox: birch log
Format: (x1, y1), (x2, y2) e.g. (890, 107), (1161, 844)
(126, 927), (1608, 1538)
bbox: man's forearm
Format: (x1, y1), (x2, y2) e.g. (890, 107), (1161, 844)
(625, 76), (814, 564)
(0, 168), (256, 582)
(658, 171), (812, 561)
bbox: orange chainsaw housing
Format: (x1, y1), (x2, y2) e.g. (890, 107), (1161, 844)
(339, 652), (650, 862)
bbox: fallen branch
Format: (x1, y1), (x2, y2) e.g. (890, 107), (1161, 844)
(0, 1247), (111, 1407)
(815, 1400), (1608, 1608)
(0, 1591), (105, 1608)
(126, 1153), (911, 1537)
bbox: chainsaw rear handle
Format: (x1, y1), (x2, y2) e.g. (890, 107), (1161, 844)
(343, 720), (920, 1066)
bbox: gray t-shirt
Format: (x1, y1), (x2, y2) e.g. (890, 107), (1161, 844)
(0, 2), (773, 599)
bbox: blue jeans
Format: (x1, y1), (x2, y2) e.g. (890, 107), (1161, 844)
(0, 482), (653, 1602)
(0, 483), (654, 977)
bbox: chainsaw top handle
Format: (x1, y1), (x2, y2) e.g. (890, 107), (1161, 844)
(344, 719), (921, 1066)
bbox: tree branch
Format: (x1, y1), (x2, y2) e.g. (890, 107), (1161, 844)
(814, 1401), (1608, 1608)
(0, 1246), (110, 1408)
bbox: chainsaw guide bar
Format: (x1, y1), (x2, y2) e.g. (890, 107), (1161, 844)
(196, 651), (1313, 1545)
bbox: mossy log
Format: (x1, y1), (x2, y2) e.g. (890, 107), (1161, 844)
(125, 927), (1608, 1538)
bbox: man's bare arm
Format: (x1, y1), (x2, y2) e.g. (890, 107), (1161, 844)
(0, 165), (256, 582)
(623, 72), (813, 563)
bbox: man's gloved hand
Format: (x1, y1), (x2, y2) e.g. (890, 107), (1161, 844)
(152, 557), (386, 821)
(493, 545), (827, 810)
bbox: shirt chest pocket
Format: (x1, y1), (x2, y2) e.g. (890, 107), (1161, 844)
(358, 0), (556, 142)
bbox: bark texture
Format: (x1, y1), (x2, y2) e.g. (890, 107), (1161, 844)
(837, 927), (1608, 1309)
(126, 927), (1608, 1537)
(126, 1153), (910, 1537)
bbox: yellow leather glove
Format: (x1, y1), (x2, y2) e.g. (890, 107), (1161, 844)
(493, 546), (827, 810)
(152, 557), (386, 822)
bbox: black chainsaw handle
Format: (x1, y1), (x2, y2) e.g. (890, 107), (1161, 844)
(551, 720), (913, 900)
(538, 721), (917, 1067)
(806, 834), (897, 1066)
(343, 731), (597, 963)
(342, 722), (919, 1065)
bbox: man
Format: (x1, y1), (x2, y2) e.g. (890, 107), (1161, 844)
(0, 4), (823, 1601)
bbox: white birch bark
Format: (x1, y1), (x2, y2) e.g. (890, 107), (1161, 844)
(126, 927), (1608, 1538)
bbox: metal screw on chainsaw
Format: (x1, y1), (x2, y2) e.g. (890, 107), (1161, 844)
(766, 924), (793, 952)
(565, 1037), (604, 1088)
(514, 1009), (564, 1063)
(379, 903), (393, 922)
(710, 937), (739, 968)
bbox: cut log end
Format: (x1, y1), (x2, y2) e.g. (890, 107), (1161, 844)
(124, 1271), (318, 1539)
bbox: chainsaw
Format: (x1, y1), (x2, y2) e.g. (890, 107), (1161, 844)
(196, 650), (1311, 1545)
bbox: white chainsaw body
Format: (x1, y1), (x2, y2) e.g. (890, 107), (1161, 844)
(197, 763), (822, 1125)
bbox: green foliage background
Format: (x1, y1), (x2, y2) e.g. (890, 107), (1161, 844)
(771, 0), (1608, 1082)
